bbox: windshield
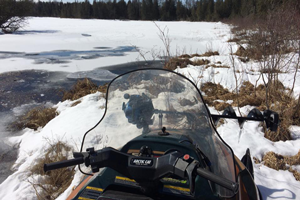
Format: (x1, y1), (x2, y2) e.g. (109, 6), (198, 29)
(80, 69), (236, 197)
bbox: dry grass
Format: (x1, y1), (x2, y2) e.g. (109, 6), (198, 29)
(234, 46), (248, 57)
(290, 169), (300, 181)
(163, 57), (193, 70)
(190, 51), (219, 57)
(227, 37), (241, 43)
(232, 45), (250, 63)
(201, 80), (286, 111)
(163, 57), (211, 70)
(216, 118), (225, 128)
(201, 82), (234, 110)
(178, 54), (191, 59)
(164, 51), (220, 70)
(62, 78), (108, 101)
(239, 57), (250, 63)
(71, 100), (82, 107)
(199, 51), (219, 57)
(12, 107), (58, 131)
(254, 151), (300, 181)
(192, 59), (210, 66)
(262, 151), (286, 170)
(191, 53), (201, 57)
(238, 81), (265, 107)
(29, 141), (75, 200)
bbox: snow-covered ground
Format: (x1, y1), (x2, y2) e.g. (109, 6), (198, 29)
(0, 17), (300, 200)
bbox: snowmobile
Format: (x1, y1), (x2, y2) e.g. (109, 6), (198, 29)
(44, 68), (279, 200)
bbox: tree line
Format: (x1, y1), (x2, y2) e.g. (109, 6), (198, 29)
(28, 0), (300, 21)
(1, 0), (299, 33)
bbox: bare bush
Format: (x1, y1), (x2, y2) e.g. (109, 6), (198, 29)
(225, 1), (300, 142)
(154, 22), (172, 62)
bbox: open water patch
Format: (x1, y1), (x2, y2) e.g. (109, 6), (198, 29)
(14, 30), (60, 35)
(94, 47), (112, 50)
(0, 70), (75, 112)
(0, 46), (137, 64)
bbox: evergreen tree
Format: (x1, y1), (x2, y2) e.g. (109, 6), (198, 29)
(240, 0), (256, 17)
(92, 0), (99, 18)
(160, 0), (176, 21)
(107, 0), (117, 19)
(127, 0), (134, 19)
(176, 0), (186, 20)
(127, 0), (140, 20)
(80, 0), (91, 19)
(152, 0), (160, 20)
(117, 0), (127, 19)
(223, 0), (233, 18)
(231, 0), (241, 17)
(206, 0), (214, 21)
(141, 0), (154, 20)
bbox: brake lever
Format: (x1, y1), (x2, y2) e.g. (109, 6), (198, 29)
(185, 160), (199, 195)
(174, 155), (199, 195)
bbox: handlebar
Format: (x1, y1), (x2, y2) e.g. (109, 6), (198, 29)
(44, 157), (84, 172)
(44, 147), (238, 195)
(196, 168), (238, 192)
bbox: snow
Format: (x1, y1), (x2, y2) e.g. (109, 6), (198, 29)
(0, 17), (300, 200)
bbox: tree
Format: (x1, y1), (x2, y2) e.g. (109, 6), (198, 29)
(160, 0), (176, 21)
(127, 0), (141, 20)
(80, 0), (92, 19)
(231, 0), (241, 17)
(141, 0), (153, 20)
(176, 0), (186, 20)
(0, 0), (33, 33)
(152, 0), (159, 20)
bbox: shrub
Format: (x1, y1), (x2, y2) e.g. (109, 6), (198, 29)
(0, 0), (33, 33)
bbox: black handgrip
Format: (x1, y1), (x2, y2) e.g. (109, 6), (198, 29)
(197, 168), (238, 193)
(44, 157), (84, 172)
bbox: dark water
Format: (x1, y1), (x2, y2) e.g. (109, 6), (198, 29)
(0, 46), (138, 64)
(0, 60), (164, 184)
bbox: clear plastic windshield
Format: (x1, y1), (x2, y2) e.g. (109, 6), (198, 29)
(80, 69), (235, 197)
